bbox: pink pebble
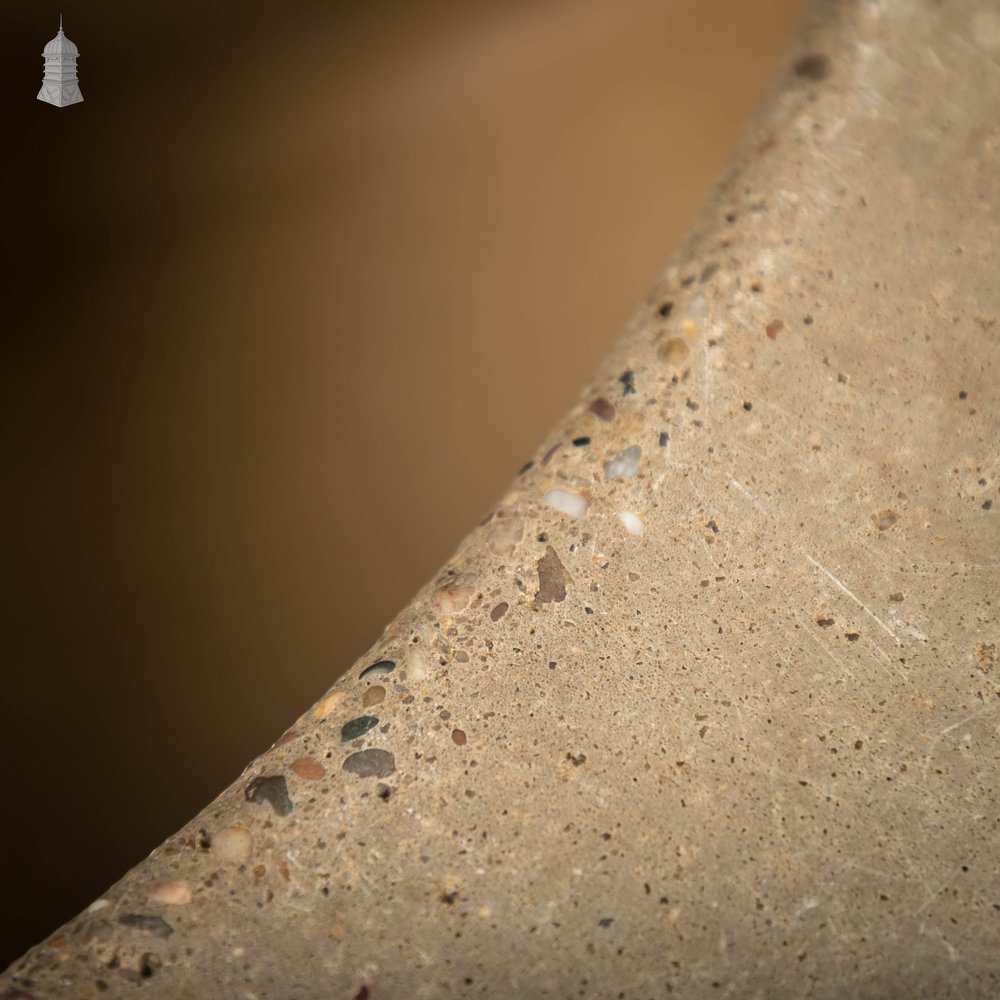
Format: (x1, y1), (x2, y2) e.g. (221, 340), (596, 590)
(147, 878), (192, 905)
(432, 577), (477, 616)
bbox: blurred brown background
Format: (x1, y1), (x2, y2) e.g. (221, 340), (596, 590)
(0, 0), (806, 966)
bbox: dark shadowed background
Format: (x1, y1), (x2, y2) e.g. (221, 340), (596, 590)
(0, 0), (806, 966)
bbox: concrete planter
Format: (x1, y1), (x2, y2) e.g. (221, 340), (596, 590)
(4, 1), (998, 996)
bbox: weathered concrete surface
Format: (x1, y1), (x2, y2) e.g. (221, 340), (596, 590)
(4, 0), (998, 996)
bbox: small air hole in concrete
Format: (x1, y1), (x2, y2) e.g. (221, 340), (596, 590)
(876, 510), (898, 530)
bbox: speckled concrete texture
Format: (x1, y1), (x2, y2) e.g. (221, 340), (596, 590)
(4, 0), (998, 996)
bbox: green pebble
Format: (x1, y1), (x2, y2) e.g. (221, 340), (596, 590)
(341, 715), (380, 742)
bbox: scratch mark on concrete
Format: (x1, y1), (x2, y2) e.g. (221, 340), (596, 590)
(729, 478), (768, 514)
(938, 934), (960, 963)
(893, 619), (928, 641)
(796, 612), (857, 681)
(939, 704), (997, 737)
(801, 550), (901, 645)
(920, 704), (998, 785)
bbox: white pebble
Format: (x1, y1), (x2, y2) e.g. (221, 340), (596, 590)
(407, 648), (429, 682)
(212, 826), (254, 863)
(487, 516), (523, 555)
(619, 511), (644, 535)
(604, 445), (641, 479)
(686, 292), (709, 319)
(544, 488), (589, 517)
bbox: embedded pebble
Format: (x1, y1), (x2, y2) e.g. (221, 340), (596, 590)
(490, 601), (509, 622)
(406, 648), (430, 681)
(687, 292), (709, 319)
(212, 826), (253, 863)
(268, 730), (299, 750)
(118, 913), (174, 939)
(432, 577), (477, 616)
(289, 756), (326, 780)
(544, 488), (588, 517)
(794, 53), (832, 81)
(487, 516), (523, 555)
(362, 685), (386, 707)
(589, 397), (616, 421)
(452, 729), (467, 746)
(341, 716), (380, 742)
(147, 879), (192, 905)
(877, 510), (898, 530)
(313, 691), (346, 720)
(619, 511), (644, 535)
(658, 337), (689, 367)
(343, 748), (396, 778)
(359, 659), (396, 680)
(604, 445), (641, 479)
(245, 775), (293, 816)
(535, 545), (570, 606)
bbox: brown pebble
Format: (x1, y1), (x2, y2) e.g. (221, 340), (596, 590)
(658, 337), (690, 367)
(541, 442), (562, 466)
(343, 748), (396, 778)
(289, 757), (326, 781)
(589, 397), (616, 422)
(766, 319), (784, 339)
(362, 685), (386, 707)
(535, 545), (570, 606)
(269, 730), (300, 750)
(490, 601), (509, 622)
(452, 729), (467, 746)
